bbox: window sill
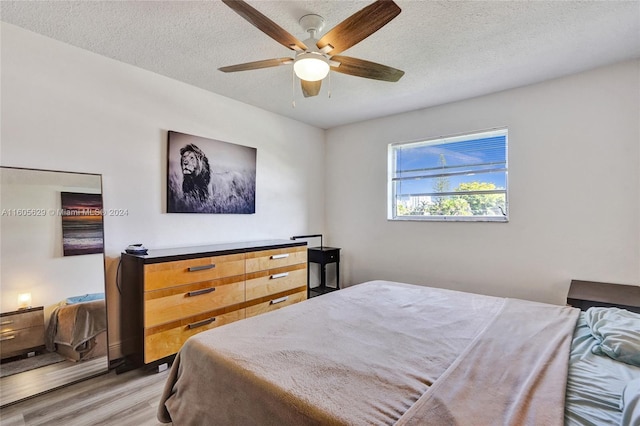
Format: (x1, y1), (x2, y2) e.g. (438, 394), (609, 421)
(388, 215), (509, 223)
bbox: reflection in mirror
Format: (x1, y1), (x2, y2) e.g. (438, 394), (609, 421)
(0, 167), (109, 407)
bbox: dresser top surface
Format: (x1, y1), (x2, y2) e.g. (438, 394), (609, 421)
(122, 239), (306, 263)
(1, 306), (44, 317)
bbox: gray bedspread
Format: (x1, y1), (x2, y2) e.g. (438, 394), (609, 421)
(158, 280), (579, 425)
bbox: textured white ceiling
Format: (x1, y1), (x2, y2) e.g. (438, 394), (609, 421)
(2, 1), (639, 129)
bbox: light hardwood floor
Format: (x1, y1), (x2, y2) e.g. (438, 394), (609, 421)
(0, 366), (170, 425)
(1, 356), (109, 407)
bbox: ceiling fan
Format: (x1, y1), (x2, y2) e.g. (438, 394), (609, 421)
(218, 0), (405, 98)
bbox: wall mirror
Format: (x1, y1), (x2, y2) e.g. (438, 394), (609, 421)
(0, 166), (109, 407)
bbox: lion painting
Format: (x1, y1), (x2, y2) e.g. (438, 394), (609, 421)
(167, 131), (256, 214)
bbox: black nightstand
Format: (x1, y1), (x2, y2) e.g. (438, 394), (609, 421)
(307, 247), (340, 298)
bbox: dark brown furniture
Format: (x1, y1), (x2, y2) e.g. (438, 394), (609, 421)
(0, 307), (45, 359)
(567, 280), (640, 313)
(118, 239), (307, 372)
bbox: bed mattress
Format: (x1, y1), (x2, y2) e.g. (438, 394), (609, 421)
(158, 280), (579, 425)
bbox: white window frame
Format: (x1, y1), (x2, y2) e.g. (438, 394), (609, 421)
(388, 128), (509, 222)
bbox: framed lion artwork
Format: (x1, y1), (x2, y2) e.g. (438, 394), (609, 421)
(167, 131), (257, 214)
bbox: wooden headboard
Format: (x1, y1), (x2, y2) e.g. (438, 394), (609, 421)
(567, 280), (640, 314)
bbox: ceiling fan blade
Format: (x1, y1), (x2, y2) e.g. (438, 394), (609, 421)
(331, 55), (404, 82)
(222, 0), (307, 51)
(316, 0), (401, 55)
(219, 58), (293, 73)
(301, 80), (322, 98)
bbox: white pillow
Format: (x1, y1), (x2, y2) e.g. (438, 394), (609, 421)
(585, 307), (640, 367)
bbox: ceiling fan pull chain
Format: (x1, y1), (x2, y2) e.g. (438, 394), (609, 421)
(291, 67), (296, 108)
(328, 71), (332, 99)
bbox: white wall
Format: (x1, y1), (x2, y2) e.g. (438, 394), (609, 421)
(0, 23), (325, 356)
(325, 60), (640, 305)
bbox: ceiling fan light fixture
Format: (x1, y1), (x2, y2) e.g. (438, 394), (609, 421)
(219, 0), (404, 99)
(293, 52), (330, 82)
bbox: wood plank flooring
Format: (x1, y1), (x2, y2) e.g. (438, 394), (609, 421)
(0, 366), (170, 425)
(1, 356), (109, 407)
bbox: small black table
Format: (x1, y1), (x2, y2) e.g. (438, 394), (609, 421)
(307, 246), (340, 298)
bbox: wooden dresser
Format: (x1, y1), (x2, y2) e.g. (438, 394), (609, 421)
(0, 307), (45, 359)
(119, 240), (307, 369)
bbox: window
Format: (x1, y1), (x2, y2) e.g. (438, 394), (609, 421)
(388, 128), (508, 222)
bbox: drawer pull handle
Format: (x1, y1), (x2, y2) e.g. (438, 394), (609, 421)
(188, 264), (216, 272)
(187, 317), (216, 329)
(271, 272), (289, 279)
(271, 254), (289, 259)
(187, 287), (216, 297)
(0, 320), (13, 326)
(270, 296), (289, 305)
(0, 335), (16, 341)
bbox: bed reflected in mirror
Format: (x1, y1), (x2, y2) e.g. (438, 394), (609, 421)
(0, 167), (109, 407)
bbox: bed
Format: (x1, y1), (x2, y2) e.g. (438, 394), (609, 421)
(45, 297), (108, 362)
(158, 280), (640, 425)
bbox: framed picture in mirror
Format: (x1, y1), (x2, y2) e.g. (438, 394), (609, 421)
(60, 192), (104, 256)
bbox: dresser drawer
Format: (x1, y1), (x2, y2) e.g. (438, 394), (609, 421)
(245, 247), (307, 273)
(0, 309), (43, 333)
(246, 291), (306, 318)
(246, 266), (306, 301)
(144, 253), (245, 291)
(0, 325), (45, 358)
(144, 279), (245, 328)
(144, 309), (245, 363)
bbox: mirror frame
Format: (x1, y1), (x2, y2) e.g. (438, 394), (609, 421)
(0, 166), (109, 407)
